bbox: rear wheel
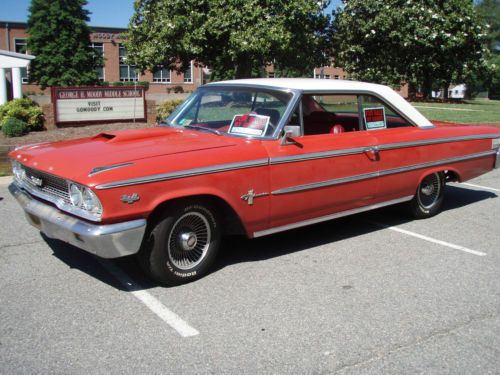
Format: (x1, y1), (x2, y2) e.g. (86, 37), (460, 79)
(409, 172), (445, 219)
(139, 202), (221, 286)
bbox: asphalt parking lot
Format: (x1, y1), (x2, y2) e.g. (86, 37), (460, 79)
(1, 169), (499, 374)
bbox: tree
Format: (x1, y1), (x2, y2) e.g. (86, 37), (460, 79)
(476, 0), (500, 98)
(27, 0), (101, 88)
(331, 0), (494, 98)
(125, 0), (331, 79)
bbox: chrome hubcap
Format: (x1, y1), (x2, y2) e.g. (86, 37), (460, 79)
(418, 173), (441, 209)
(167, 212), (211, 270)
(179, 232), (198, 251)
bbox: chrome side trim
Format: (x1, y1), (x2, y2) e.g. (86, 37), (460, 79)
(271, 150), (496, 196)
(495, 149), (500, 169)
(273, 171), (379, 195)
(270, 147), (367, 164)
(269, 134), (500, 165)
(96, 135), (499, 190)
(96, 158), (269, 190)
(89, 162), (134, 176)
(253, 196), (413, 237)
(378, 150), (495, 177)
(378, 134), (500, 151)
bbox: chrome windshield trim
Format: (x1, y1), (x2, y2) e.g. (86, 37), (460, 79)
(95, 158), (269, 190)
(89, 162), (134, 176)
(269, 134), (500, 165)
(253, 196), (414, 237)
(165, 84), (302, 141)
(271, 150), (496, 196)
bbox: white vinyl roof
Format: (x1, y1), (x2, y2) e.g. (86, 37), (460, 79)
(208, 78), (433, 128)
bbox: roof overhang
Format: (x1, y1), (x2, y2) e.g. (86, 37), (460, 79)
(0, 49), (35, 69)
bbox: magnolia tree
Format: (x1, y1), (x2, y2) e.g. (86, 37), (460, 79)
(331, 0), (493, 98)
(125, 0), (331, 79)
(27, 0), (101, 88)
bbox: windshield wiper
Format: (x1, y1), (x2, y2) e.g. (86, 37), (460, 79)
(184, 125), (222, 136)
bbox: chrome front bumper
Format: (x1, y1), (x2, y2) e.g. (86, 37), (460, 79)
(9, 183), (147, 258)
(496, 149), (500, 169)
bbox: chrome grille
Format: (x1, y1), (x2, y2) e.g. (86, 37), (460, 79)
(22, 165), (70, 204)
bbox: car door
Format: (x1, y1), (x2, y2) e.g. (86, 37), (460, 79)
(260, 94), (380, 234)
(357, 94), (434, 203)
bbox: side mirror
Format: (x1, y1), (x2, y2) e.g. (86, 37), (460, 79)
(280, 126), (301, 146)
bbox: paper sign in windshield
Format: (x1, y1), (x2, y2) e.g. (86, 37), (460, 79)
(364, 107), (386, 130)
(229, 113), (270, 136)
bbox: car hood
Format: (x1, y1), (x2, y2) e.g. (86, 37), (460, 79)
(10, 127), (243, 182)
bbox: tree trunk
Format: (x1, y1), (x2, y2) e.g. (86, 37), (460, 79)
(422, 77), (433, 100)
(234, 59), (253, 79)
(443, 80), (451, 100)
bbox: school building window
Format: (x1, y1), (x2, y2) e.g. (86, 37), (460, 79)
(119, 44), (138, 81)
(184, 62), (193, 83)
(90, 42), (105, 81)
(153, 66), (171, 83)
(14, 38), (29, 84)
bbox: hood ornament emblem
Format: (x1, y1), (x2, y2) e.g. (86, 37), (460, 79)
(121, 193), (140, 204)
(241, 189), (268, 206)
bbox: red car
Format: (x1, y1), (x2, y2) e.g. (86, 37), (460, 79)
(9, 79), (500, 285)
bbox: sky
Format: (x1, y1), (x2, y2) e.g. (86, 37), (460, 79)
(2, 0), (343, 28)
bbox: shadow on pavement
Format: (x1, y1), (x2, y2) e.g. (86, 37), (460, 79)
(42, 184), (496, 291)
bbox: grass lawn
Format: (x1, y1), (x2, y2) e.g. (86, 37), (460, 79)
(410, 99), (500, 124)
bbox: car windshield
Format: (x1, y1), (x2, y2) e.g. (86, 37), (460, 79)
(163, 86), (293, 138)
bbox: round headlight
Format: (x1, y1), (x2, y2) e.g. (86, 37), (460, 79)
(82, 187), (102, 214)
(12, 161), (25, 181)
(69, 184), (83, 207)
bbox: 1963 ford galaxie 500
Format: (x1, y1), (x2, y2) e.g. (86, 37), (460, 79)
(8, 79), (500, 285)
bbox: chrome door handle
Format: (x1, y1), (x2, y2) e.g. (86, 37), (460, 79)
(364, 147), (380, 161)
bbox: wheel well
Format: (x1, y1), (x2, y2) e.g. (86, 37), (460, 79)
(147, 195), (246, 237)
(444, 169), (460, 183)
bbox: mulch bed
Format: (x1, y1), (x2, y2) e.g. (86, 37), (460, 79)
(0, 121), (156, 148)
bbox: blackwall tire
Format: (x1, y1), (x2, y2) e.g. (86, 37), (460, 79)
(409, 172), (445, 219)
(138, 203), (221, 286)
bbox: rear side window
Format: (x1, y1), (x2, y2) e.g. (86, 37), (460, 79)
(361, 95), (412, 129)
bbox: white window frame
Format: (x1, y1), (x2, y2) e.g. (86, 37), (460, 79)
(152, 66), (172, 83)
(118, 44), (139, 82)
(14, 38), (29, 84)
(90, 42), (105, 81)
(183, 61), (193, 84)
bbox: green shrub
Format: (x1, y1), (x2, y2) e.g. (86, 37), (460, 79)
(156, 99), (184, 121)
(111, 81), (123, 86)
(173, 85), (184, 93)
(0, 98), (44, 131)
(2, 117), (29, 137)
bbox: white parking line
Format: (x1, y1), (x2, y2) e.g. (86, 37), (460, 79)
(97, 259), (200, 338)
(368, 222), (487, 257)
(459, 182), (500, 193)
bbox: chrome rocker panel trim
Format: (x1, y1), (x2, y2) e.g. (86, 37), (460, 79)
(254, 196), (414, 238)
(9, 183), (147, 258)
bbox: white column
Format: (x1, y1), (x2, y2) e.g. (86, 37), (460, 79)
(0, 68), (7, 105)
(12, 67), (22, 99)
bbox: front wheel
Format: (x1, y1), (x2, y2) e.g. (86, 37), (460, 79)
(139, 203), (221, 286)
(409, 172), (445, 219)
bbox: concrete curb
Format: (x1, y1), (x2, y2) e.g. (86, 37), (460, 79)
(0, 176), (13, 186)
